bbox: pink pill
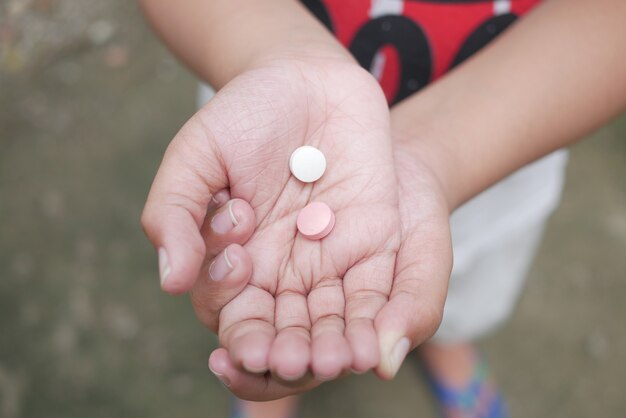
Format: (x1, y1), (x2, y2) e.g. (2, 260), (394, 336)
(296, 202), (335, 240)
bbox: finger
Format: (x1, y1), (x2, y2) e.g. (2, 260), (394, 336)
(310, 315), (352, 381)
(268, 327), (311, 382)
(228, 324), (275, 374)
(200, 198), (256, 259)
(141, 115), (228, 295)
(345, 317), (379, 374)
(189, 244), (252, 332)
(307, 276), (351, 381)
(219, 285), (276, 374)
(208, 348), (321, 402)
(343, 252), (395, 374)
(269, 290), (311, 381)
(374, 219), (452, 380)
(189, 196), (255, 332)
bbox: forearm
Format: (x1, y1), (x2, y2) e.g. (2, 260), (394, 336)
(139, 0), (354, 88)
(392, 0), (626, 210)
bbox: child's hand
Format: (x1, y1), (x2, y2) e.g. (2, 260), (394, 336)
(204, 138), (453, 400)
(141, 58), (401, 384)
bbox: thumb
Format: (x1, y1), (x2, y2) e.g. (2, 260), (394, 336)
(374, 216), (452, 380)
(141, 114), (228, 294)
(374, 292), (442, 380)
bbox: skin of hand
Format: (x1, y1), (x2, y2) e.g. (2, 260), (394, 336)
(204, 136), (453, 400)
(141, 57), (402, 389)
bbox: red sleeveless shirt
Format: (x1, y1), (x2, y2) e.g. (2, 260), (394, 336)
(301, 0), (541, 104)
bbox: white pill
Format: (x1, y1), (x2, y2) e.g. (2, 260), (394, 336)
(289, 146), (326, 183)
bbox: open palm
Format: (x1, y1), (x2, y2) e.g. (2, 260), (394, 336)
(142, 59), (401, 382)
(203, 140), (454, 400)
(202, 136), (452, 400)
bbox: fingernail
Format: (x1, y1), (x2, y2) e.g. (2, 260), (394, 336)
(208, 190), (230, 211)
(158, 247), (171, 286)
(207, 196), (220, 212)
(209, 365), (231, 387)
(209, 247), (233, 281)
(389, 338), (411, 378)
(210, 201), (239, 234)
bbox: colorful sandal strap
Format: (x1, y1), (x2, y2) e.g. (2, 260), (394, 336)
(420, 352), (509, 418)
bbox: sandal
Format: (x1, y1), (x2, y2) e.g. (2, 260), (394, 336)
(419, 352), (509, 418)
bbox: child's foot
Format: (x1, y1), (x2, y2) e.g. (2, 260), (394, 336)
(417, 343), (508, 418)
(231, 396), (299, 418)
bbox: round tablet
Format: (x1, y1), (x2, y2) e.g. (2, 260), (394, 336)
(289, 146), (326, 183)
(296, 202), (335, 240)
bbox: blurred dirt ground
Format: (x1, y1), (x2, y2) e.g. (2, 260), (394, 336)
(1, 1), (625, 417)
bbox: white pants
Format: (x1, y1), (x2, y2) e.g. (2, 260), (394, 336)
(197, 84), (569, 344)
(435, 149), (568, 343)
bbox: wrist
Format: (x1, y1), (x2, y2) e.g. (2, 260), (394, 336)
(244, 52), (388, 118)
(247, 39), (355, 72)
(391, 124), (462, 213)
